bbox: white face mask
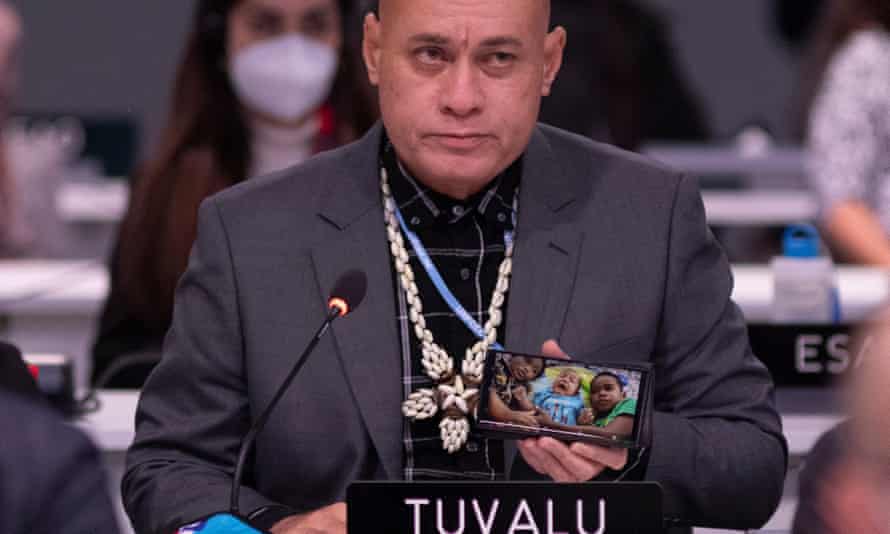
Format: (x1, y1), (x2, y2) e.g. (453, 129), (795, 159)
(229, 34), (339, 123)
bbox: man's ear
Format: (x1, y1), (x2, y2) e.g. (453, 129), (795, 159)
(541, 26), (567, 97)
(362, 12), (382, 87)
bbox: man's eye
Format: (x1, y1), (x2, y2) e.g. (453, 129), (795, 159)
(416, 47), (446, 64)
(486, 52), (516, 68)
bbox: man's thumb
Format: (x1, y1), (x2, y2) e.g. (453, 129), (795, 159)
(541, 339), (570, 360)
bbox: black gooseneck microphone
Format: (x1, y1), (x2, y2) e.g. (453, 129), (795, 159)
(230, 270), (367, 517)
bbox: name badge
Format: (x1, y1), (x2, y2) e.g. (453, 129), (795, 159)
(347, 481), (663, 533)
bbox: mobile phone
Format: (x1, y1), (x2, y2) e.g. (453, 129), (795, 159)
(476, 349), (652, 449)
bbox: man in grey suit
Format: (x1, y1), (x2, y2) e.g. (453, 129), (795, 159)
(123, 0), (787, 532)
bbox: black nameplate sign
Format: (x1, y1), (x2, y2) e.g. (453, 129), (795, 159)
(748, 323), (878, 386)
(347, 481), (663, 534)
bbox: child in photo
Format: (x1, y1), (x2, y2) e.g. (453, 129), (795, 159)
(487, 354), (545, 427)
(532, 367), (586, 426)
(578, 371), (636, 437)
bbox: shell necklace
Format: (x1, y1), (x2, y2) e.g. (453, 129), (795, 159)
(383, 166), (515, 453)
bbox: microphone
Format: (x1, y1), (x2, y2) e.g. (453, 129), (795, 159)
(230, 270), (367, 519)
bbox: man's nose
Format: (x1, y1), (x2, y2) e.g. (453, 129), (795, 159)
(440, 59), (483, 118)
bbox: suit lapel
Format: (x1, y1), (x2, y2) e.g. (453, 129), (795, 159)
(505, 128), (584, 354)
(311, 124), (404, 480)
(503, 127), (586, 474)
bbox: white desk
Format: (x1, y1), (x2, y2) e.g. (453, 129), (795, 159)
(81, 388), (834, 534)
(701, 190), (818, 227)
(74, 389), (842, 534)
(0, 261), (108, 389)
(644, 145), (807, 179)
(77, 391), (841, 458)
(2, 262), (888, 392)
(56, 181), (128, 224)
(56, 179), (821, 228)
(731, 264), (890, 323)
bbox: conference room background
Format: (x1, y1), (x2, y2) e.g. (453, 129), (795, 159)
(3, 0), (888, 533)
(11, 0), (797, 155)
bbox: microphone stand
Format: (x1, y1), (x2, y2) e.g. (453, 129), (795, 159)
(230, 306), (342, 517)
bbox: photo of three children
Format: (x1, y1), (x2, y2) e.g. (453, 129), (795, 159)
(484, 352), (640, 445)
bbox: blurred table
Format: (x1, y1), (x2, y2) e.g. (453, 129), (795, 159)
(702, 190), (817, 226)
(731, 264), (890, 322)
(76, 390), (138, 451)
(644, 145), (807, 182)
(74, 390), (137, 534)
(56, 177), (820, 229)
(0, 260), (107, 389)
(2, 261), (888, 390)
(76, 391), (842, 459)
(56, 180), (129, 224)
(73, 389), (838, 534)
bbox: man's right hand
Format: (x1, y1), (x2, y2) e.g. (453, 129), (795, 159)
(270, 502), (346, 533)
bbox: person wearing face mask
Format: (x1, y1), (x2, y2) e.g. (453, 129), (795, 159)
(91, 0), (377, 388)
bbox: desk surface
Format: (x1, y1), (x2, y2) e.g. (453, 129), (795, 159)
(78, 390), (842, 458)
(644, 145), (806, 176)
(0, 260), (108, 315)
(702, 190), (817, 226)
(3, 261), (886, 323)
(56, 180), (819, 228)
(732, 264), (889, 322)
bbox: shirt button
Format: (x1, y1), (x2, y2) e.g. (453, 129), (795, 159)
(410, 216), (421, 225)
(466, 441), (480, 453)
(452, 205), (465, 217)
(497, 212), (507, 223)
(460, 268), (472, 281)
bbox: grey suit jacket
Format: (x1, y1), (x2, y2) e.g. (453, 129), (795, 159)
(123, 123), (787, 533)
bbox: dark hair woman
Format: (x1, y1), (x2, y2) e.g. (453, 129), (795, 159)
(92, 0), (377, 387)
(802, 0), (890, 268)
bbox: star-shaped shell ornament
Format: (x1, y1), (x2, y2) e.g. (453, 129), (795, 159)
(402, 374), (481, 453)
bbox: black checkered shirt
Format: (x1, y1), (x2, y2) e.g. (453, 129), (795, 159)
(381, 139), (521, 481)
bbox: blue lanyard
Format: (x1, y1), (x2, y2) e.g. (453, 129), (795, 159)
(393, 205), (513, 351)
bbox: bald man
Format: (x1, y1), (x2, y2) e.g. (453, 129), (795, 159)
(123, 1), (786, 533)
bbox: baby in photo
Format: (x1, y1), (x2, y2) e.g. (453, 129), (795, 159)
(532, 367), (586, 426)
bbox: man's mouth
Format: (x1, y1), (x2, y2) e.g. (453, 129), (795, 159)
(426, 133), (492, 151)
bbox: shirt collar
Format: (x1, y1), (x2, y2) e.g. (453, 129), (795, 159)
(381, 134), (520, 232)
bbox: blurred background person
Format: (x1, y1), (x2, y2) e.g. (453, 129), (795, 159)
(0, 1), (85, 259)
(792, 313), (890, 534)
(0, 0), (23, 255)
(91, 0), (377, 388)
(540, 0), (711, 151)
(802, 0), (890, 266)
(0, 341), (120, 534)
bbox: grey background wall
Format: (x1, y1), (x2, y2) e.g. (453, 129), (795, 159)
(8, 0), (802, 168)
(8, 0), (194, 161)
(645, 0), (799, 141)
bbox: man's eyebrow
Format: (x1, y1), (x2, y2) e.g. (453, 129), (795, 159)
(479, 36), (523, 48)
(406, 34), (524, 49)
(407, 33), (451, 46)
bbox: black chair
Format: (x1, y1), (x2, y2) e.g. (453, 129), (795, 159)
(0, 341), (42, 400)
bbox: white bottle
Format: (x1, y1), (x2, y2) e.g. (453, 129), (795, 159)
(771, 225), (837, 324)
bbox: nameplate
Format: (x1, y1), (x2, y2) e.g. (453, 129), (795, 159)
(748, 323), (877, 386)
(347, 481), (663, 533)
